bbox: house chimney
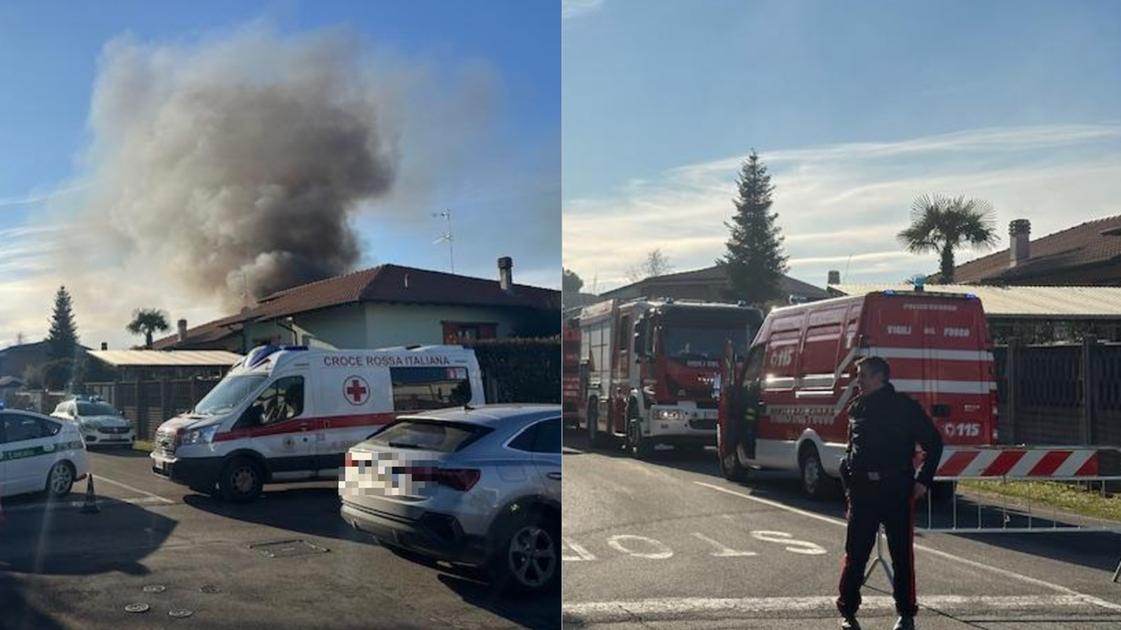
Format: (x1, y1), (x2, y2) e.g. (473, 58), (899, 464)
(100, 342), (108, 351)
(177, 318), (188, 342)
(1009, 219), (1031, 268)
(498, 256), (513, 292)
(827, 270), (841, 285)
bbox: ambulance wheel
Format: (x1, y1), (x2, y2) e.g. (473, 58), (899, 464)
(45, 462), (75, 498)
(717, 430), (749, 482)
(799, 447), (828, 501)
(219, 457), (263, 503)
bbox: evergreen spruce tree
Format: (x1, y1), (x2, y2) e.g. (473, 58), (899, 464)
(47, 286), (79, 359)
(718, 150), (788, 305)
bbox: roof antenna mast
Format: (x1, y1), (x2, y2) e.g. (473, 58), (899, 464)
(432, 209), (455, 274)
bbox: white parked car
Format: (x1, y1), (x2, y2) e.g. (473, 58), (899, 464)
(52, 398), (136, 448)
(1, 409), (89, 499)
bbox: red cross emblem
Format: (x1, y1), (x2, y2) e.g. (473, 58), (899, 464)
(344, 376), (369, 406)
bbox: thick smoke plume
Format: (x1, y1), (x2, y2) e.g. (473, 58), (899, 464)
(80, 27), (400, 305)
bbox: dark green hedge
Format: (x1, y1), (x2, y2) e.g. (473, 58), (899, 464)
(465, 337), (560, 404)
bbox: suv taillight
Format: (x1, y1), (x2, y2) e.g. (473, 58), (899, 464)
(404, 467), (481, 491)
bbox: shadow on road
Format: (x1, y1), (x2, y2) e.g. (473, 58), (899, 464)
(183, 487), (560, 629)
(437, 572), (561, 630)
(564, 426), (1121, 574)
(0, 494), (176, 630)
(182, 487), (367, 544)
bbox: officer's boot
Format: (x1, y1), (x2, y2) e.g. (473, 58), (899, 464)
(840, 616), (861, 630)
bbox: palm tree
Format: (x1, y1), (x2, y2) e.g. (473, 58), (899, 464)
(127, 308), (171, 349)
(898, 194), (999, 283)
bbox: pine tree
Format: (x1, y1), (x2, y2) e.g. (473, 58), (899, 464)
(718, 150), (788, 305)
(47, 286), (79, 360)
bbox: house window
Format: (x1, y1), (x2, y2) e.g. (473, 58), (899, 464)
(441, 322), (498, 344)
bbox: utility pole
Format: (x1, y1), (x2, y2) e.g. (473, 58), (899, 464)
(432, 209), (455, 273)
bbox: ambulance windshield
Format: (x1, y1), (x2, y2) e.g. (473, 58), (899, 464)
(194, 374), (268, 416)
(663, 325), (749, 361)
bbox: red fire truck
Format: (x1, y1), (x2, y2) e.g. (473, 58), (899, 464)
(562, 316), (582, 428)
(717, 288), (998, 499)
(577, 298), (763, 457)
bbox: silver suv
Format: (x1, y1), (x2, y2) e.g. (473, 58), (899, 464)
(340, 404), (560, 592)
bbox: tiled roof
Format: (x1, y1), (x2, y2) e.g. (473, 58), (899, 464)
(601, 265), (830, 300)
(829, 283), (1121, 318)
(940, 215), (1121, 283)
(155, 264), (559, 349)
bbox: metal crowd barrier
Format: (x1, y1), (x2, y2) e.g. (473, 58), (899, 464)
(865, 446), (1121, 584)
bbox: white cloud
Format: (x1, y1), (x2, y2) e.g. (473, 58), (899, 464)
(563, 0), (605, 20)
(563, 123), (1121, 291)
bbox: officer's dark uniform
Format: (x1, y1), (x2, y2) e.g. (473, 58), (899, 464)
(836, 381), (943, 621)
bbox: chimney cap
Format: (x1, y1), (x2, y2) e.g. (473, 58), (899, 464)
(1009, 219), (1031, 235)
(497, 256), (513, 270)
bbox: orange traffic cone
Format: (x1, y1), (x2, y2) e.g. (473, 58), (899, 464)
(80, 474), (100, 514)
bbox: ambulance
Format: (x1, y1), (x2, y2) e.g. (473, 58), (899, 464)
(151, 344), (484, 502)
(717, 289), (996, 499)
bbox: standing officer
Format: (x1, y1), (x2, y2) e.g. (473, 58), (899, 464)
(836, 356), (943, 630)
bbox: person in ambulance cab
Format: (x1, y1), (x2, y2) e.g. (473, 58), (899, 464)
(836, 356), (943, 630)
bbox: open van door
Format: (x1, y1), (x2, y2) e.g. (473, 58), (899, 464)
(717, 342), (762, 481)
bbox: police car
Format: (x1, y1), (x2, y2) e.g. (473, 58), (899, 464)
(1, 408), (89, 499)
(152, 345), (485, 502)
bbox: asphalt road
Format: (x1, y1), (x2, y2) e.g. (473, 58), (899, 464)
(0, 448), (559, 630)
(561, 430), (1121, 629)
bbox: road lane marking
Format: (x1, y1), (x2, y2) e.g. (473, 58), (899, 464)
(0, 496), (171, 513)
(94, 475), (175, 504)
(606, 534), (674, 559)
(563, 594), (1120, 622)
(563, 537), (598, 561)
(694, 480), (1121, 612)
(691, 532), (757, 557)
(750, 530), (827, 555)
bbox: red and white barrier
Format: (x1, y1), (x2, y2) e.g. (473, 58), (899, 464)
(935, 447), (1109, 479)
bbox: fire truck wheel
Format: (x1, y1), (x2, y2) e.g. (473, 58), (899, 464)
(717, 430), (749, 482)
(219, 456), (263, 503)
(799, 447), (828, 501)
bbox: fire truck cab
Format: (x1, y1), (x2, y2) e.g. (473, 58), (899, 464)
(717, 289), (997, 499)
(579, 298), (763, 457)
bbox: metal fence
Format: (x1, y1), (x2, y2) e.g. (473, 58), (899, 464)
(85, 378), (221, 441)
(995, 337), (1121, 447)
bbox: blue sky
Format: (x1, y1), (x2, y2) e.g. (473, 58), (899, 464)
(0, 1), (559, 348)
(563, 0), (1121, 291)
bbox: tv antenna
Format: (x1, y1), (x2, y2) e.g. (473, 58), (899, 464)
(432, 209), (455, 273)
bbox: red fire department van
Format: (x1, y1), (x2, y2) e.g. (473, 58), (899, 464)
(717, 289), (996, 498)
(578, 298), (763, 457)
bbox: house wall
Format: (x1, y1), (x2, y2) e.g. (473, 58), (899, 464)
(365, 304), (527, 348)
(240, 302), (556, 351)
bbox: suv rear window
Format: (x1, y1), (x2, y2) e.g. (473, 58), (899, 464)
(370, 420), (491, 453)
